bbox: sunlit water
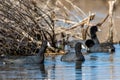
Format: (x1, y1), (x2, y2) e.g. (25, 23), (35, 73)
(0, 44), (120, 80)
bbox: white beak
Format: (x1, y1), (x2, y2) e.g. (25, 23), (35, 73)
(98, 28), (102, 32)
(82, 44), (87, 49)
(47, 42), (51, 47)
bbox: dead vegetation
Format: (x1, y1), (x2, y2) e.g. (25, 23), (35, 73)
(0, 0), (57, 55)
(0, 0), (117, 55)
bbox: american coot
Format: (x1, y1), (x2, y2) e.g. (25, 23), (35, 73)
(89, 26), (115, 53)
(2, 40), (48, 64)
(90, 26), (101, 45)
(61, 40), (94, 62)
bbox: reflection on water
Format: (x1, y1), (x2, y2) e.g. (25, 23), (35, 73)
(0, 44), (120, 80)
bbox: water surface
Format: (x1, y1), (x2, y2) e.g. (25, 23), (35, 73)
(0, 44), (120, 80)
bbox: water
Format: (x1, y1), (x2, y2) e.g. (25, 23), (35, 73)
(0, 44), (120, 80)
(82, 44), (120, 80)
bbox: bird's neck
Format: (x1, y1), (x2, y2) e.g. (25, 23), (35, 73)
(37, 47), (46, 56)
(76, 51), (82, 57)
(93, 37), (100, 44)
(91, 33), (100, 44)
(75, 49), (82, 56)
(76, 51), (85, 61)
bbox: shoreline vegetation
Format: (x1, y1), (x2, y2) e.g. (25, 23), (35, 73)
(0, 0), (119, 56)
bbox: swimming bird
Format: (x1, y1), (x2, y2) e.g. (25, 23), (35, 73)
(89, 26), (115, 53)
(2, 40), (48, 64)
(61, 40), (94, 62)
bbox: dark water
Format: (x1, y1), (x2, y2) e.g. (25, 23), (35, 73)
(0, 44), (120, 80)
